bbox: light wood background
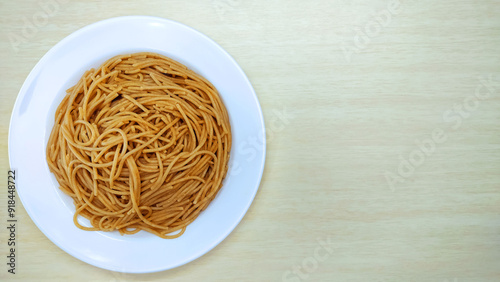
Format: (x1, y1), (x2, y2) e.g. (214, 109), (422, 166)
(1, 0), (499, 281)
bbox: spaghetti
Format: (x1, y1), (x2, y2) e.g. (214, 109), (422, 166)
(46, 52), (231, 238)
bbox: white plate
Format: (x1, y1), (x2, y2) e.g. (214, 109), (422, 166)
(8, 16), (265, 273)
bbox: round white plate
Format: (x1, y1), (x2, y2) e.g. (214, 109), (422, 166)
(8, 16), (265, 273)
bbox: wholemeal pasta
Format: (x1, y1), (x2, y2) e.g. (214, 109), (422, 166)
(46, 52), (231, 238)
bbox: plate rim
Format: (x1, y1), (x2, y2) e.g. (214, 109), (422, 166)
(8, 15), (266, 273)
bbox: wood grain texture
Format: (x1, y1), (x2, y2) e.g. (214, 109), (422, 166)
(0, 0), (499, 281)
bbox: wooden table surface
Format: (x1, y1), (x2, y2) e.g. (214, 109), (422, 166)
(1, 0), (499, 281)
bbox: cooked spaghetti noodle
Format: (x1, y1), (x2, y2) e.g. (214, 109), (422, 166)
(46, 52), (231, 238)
